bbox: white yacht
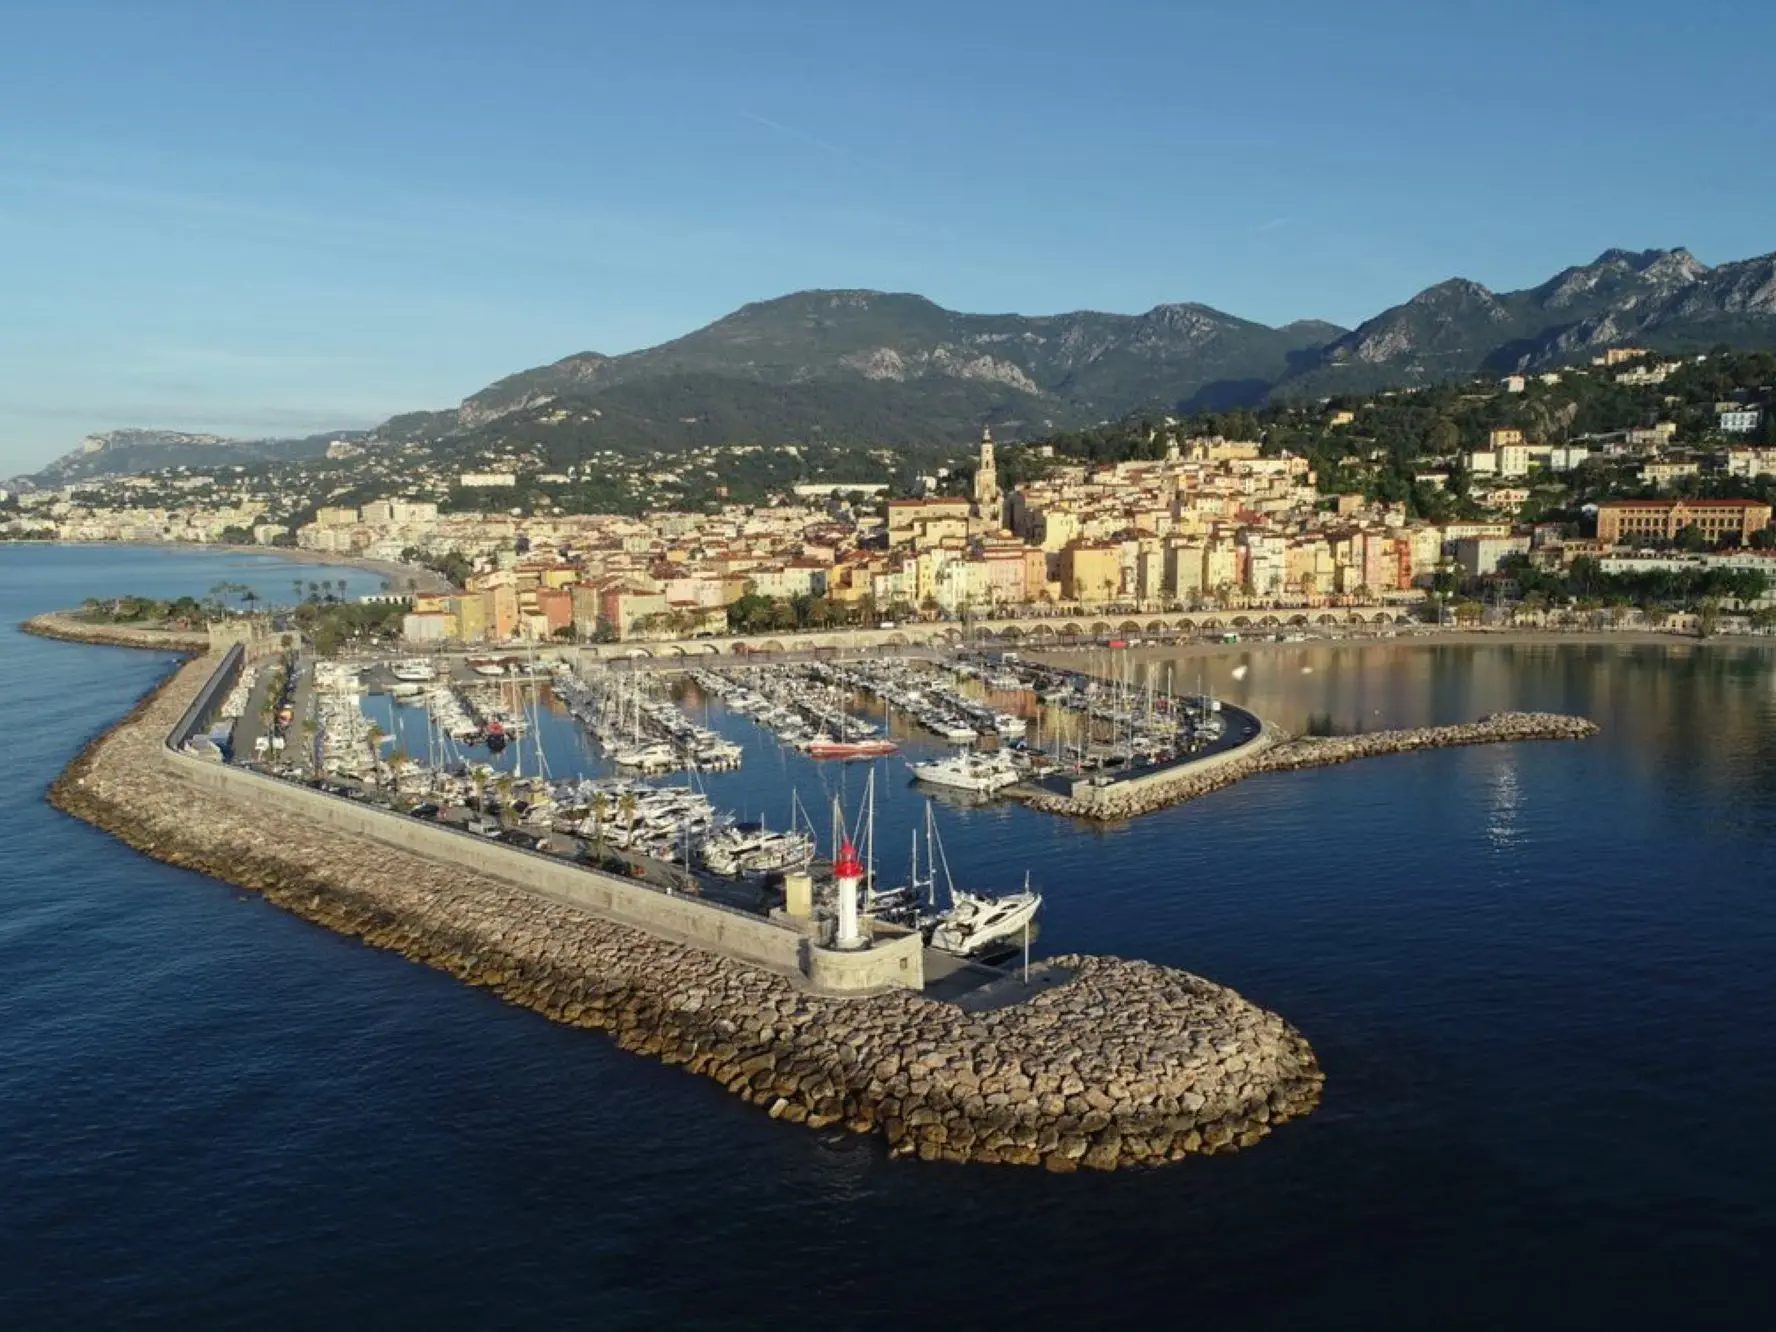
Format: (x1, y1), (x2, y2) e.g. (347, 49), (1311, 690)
(908, 750), (1020, 794)
(904, 801), (1043, 957)
(927, 881), (1043, 957)
(390, 659), (436, 683)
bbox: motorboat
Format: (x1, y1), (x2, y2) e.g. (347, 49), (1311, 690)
(904, 800), (1043, 957)
(809, 737), (899, 760)
(391, 659), (436, 683)
(927, 882), (1043, 957)
(908, 750), (1020, 794)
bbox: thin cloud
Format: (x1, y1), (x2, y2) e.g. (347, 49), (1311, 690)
(739, 110), (853, 160)
(1257, 216), (1292, 234)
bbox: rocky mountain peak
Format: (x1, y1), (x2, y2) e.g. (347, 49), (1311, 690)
(1410, 278), (1500, 307)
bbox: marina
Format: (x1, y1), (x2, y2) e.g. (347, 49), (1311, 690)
(225, 649), (1074, 965)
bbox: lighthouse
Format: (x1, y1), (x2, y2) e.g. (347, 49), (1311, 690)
(833, 837), (866, 950)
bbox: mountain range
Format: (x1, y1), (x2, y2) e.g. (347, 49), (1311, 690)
(18, 245), (1776, 485)
(18, 429), (350, 487)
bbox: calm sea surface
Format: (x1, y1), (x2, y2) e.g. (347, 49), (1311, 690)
(3, 544), (1773, 1329)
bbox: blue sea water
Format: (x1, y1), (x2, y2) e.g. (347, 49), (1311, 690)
(3, 544), (1774, 1329)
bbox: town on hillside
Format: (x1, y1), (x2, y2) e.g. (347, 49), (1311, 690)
(5, 347), (1775, 641)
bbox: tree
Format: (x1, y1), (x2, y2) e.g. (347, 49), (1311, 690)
(591, 792), (610, 863)
(364, 723), (386, 786)
(1675, 523), (1709, 552)
(494, 774), (515, 828)
(1697, 597), (1722, 638)
(618, 791), (638, 840)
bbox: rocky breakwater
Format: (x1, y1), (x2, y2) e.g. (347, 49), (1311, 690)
(1257, 711), (1599, 773)
(48, 654), (1322, 1171)
(1024, 710), (1599, 821)
(22, 611), (209, 653)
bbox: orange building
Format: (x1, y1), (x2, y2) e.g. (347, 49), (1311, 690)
(1595, 499), (1771, 545)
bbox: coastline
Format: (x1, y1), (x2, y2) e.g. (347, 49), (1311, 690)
(1034, 625), (1775, 671)
(2, 538), (451, 596)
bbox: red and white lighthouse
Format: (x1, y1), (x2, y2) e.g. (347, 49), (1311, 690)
(833, 837), (865, 949)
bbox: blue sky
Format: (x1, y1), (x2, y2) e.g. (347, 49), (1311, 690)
(3, 0), (1773, 473)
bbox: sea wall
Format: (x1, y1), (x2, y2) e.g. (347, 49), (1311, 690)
(47, 652), (1323, 1170)
(1023, 712), (1599, 821)
(22, 611), (210, 653)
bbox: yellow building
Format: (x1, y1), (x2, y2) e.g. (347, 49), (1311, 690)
(452, 593), (490, 642)
(886, 497), (971, 549)
(1059, 543), (1123, 603)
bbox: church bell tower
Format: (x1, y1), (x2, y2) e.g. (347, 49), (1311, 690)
(972, 425), (1001, 527)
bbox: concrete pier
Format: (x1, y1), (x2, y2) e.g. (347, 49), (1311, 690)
(44, 647), (1324, 1170)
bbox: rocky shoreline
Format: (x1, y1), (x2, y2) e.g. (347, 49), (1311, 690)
(1021, 711), (1599, 821)
(21, 611), (211, 653)
(45, 653), (1323, 1171)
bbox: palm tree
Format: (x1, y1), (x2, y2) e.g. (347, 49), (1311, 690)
(591, 792), (610, 862)
(292, 578), (305, 606)
(471, 768), (487, 815)
(307, 581), (320, 602)
(321, 579), (335, 603)
(365, 723), (386, 786)
(494, 774), (515, 828)
(618, 791), (638, 843)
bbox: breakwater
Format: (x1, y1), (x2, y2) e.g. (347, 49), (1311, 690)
(46, 651), (1322, 1170)
(22, 611), (211, 653)
(1022, 711), (1599, 820)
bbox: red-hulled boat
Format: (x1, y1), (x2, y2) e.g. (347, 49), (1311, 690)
(808, 737), (899, 760)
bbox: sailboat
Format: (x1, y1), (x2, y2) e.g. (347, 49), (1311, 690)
(912, 800), (1043, 958)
